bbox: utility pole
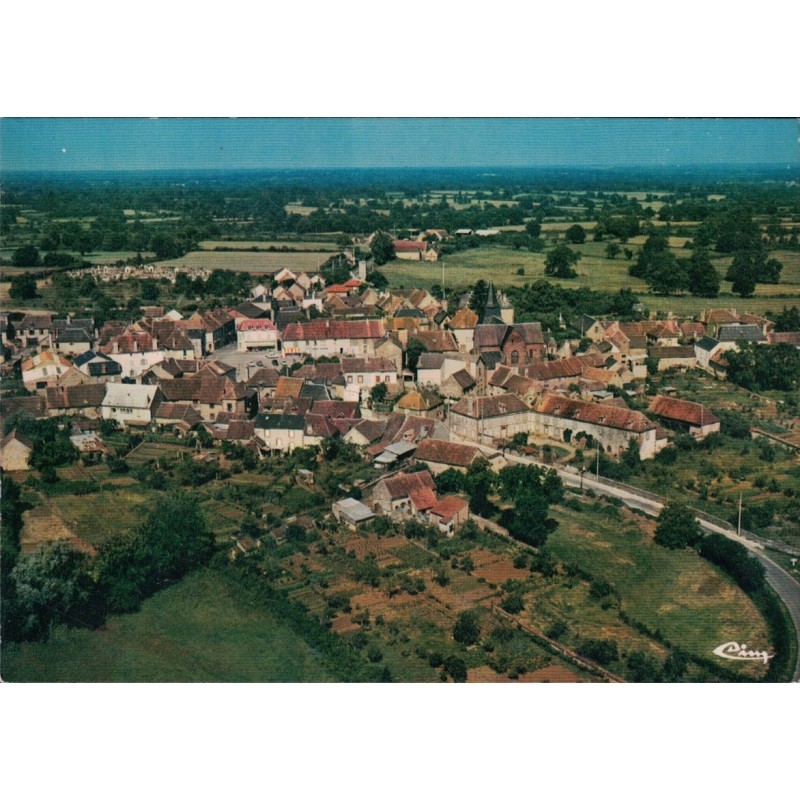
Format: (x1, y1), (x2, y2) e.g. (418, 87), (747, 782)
(738, 492), (743, 536)
(596, 443), (600, 479)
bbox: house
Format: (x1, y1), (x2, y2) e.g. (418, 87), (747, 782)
(21, 351), (74, 392)
(530, 393), (657, 460)
(235, 317), (279, 352)
(694, 336), (723, 370)
(648, 395), (721, 439)
(717, 324), (768, 346)
(393, 240), (429, 261)
(159, 375), (256, 420)
(69, 432), (112, 461)
(73, 350), (123, 383)
(343, 418), (388, 448)
(395, 388), (443, 418)
(17, 313), (53, 348)
(45, 383), (107, 418)
(448, 393), (531, 446)
(253, 413), (306, 452)
(440, 369), (476, 399)
(427, 496), (470, 537)
(375, 334), (404, 373)
(408, 330), (459, 354)
(341, 357), (398, 401)
(101, 383), (162, 427)
(647, 346), (696, 372)
(281, 319), (387, 359)
(769, 331), (800, 349)
(0, 430), (34, 471)
(447, 307), (479, 353)
(53, 325), (94, 356)
(332, 498), (376, 530)
(153, 402), (204, 433)
(102, 332), (164, 379)
(413, 438), (484, 474)
(373, 440), (418, 467)
(574, 314), (605, 342)
(368, 470), (438, 516)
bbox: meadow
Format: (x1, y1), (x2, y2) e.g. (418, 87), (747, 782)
(0, 567), (336, 682)
(153, 250), (328, 273)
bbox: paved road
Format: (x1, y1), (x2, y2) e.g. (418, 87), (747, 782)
(494, 448), (800, 682)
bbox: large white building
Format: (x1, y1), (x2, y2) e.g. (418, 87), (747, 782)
(235, 317), (279, 351)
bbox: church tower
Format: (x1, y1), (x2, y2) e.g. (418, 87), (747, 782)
(482, 281), (502, 323)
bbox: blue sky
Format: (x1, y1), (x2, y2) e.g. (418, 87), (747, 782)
(1, 118), (797, 172)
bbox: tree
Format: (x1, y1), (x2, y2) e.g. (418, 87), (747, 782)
(370, 232), (395, 266)
(444, 655), (468, 682)
(544, 245), (581, 279)
(726, 251), (758, 297)
(605, 243), (621, 260)
(564, 224), (586, 244)
(453, 610), (480, 645)
(468, 279), (489, 314)
(9, 541), (98, 641)
(525, 220), (542, 238)
(645, 251), (685, 295)
(12, 245), (41, 267)
(654, 503), (701, 549)
(684, 248), (720, 298)
(698, 534), (766, 592)
(406, 337), (428, 371)
(9, 273), (39, 300)
(370, 382), (388, 404)
(770, 305), (800, 332)
(630, 232), (670, 278)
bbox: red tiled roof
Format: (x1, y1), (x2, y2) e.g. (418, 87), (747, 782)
(341, 357), (397, 374)
(450, 393), (529, 418)
(275, 377), (305, 398)
(430, 495), (469, 524)
(648, 395), (720, 427)
(409, 330), (459, 353)
(235, 318), (276, 331)
(533, 393), (655, 433)
(415, 438), (480, 468)
(45, 383), (106, 410)
(310, 400), (361, 419)
(381, 470), (437, 500)
(282, 319), (386, 341)
(393, 240), (427, 252)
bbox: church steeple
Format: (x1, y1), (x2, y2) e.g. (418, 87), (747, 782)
(483, 281), (501, 323)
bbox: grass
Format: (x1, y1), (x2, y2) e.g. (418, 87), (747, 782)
(0, 567), (335, 682)
(381, 241), (800, 318)
(545, 501), (772, 678)
(199, 239), (338, 251)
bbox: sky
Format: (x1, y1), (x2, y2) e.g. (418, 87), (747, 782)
(1, 118), (798, 173)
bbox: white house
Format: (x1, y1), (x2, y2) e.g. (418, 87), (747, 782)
(236, 317), (279, 351)
(101, 384), (162, 427)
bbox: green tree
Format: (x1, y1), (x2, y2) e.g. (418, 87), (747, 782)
(605, 242), (621, 260)
(469, 279), (489, 314)
(444, 655), (468, 682)
(726, 251), (759, 297)
(564, 224), (586, 244)
(370, 382), (388, 404)
(684, 248), (720, 298)
(9, 273), (39, 300)
(544, 245), (581, 278)
(12, 245), (41, 267)
(406, 337), (428, 371)
(654, 503), (701, 550)
(646, 251), (685, 295)
(770, 305), (800, 332)
(525, 220), (542, 238)
(370, 232), (395, 266)
(9, 541), (98, 641)
(453, 610), (480, 645)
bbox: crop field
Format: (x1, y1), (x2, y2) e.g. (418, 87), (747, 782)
(198, 240), (339, 251)
(124, 440), (193, 466)
(0, 568), (336, 682)
(153, 250), (329, 273)
(546, 501), (772, 678)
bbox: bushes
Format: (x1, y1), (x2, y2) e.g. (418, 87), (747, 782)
(453, 610), (480, 645)
(698, 534), (765, 593)
(576, 638), (619, 666)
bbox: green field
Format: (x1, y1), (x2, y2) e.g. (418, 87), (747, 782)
(198, 239), (339, 251)
(545, 502), (772, 678)
(382, 242), (800, 318)
(1, 567), (335, 682)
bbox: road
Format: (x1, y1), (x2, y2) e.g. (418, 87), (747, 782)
(491, 447), (800, 681)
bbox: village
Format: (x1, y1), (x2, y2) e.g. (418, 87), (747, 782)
(3, 249), (799, 543)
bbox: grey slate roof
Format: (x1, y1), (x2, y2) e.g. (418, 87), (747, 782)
(254, 413), (305, 430)
(717, 324), (767, 343)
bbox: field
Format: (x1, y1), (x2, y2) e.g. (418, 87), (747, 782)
(198, 240), (338, 251)
(0, 568), (336, 682)
(545, 502), (772, 678)
(153, 250), (329, 273)
(381, 241), (800, 317)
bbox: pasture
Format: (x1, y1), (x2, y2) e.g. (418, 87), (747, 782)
(0, 567), (336, 682)
(198, 239), (339, 251)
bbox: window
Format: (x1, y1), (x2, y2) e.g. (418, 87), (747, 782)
(289, 430), (294, 438)
(375, 376), (381, 383)
(384, 376), (390, 382)
(511, 351), (519, 365)
(347, 375), (353, 383)
(357, 375), (363, 384)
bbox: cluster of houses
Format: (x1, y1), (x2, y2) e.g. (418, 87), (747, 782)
(4, 266), (800, 534)
(65, 263), (212, 284)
